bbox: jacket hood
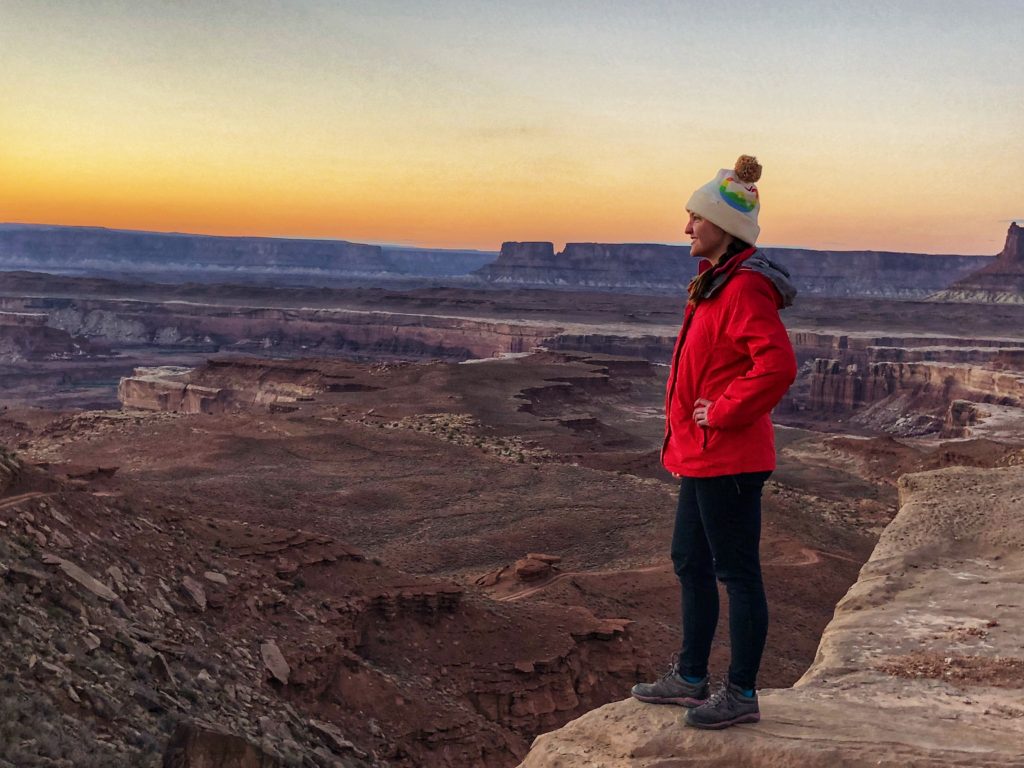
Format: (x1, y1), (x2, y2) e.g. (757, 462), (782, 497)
(743, 254), (797, 308)
(697, 248), (797, 309)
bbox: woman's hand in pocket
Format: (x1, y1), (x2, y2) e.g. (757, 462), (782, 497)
(693, 398), (713, 427)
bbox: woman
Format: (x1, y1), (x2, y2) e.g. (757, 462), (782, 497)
(631, 156), (797, 729)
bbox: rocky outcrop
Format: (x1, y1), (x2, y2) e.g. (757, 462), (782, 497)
(0, 223), (495, 283)
(0, 310), (89, 362)
(933, 223), (1024, 303)
(519, 465), (1024, 767)
(1, 456), (646, 767)
(119, 367), (233, 414)
(768, 247), (991, 298)
(942, 399), (1024, 440)
(478, 241), (993, 298)
(162, 721), (284, 768)
(119, 358), (388, 414)
(805, 358), (1024, 412)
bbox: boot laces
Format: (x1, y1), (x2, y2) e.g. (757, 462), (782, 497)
(704, 681), (731, 708)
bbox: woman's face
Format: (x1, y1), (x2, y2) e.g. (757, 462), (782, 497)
(685, 212), (731, 262)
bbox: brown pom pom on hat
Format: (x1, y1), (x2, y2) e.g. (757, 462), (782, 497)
(733, 155), (762, 184)
(686, 155), (763, 244)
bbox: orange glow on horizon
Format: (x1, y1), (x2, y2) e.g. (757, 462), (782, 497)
(2, 3), (1020, 258)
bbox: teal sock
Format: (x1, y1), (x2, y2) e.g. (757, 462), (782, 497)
(740, 687), (755, 698)
(682, 675), (704, 684)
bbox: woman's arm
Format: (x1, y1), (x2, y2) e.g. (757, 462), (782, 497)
(705, 274), (797, 430)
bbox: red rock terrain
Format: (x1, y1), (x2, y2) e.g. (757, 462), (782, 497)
(4, 266), (1024, 766)
(2, 350), (932, 766)
(7, 268), (1024, 430)
(0, 452), (648, 767)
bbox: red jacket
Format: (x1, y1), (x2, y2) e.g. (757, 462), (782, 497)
(662, 248), (797, 477)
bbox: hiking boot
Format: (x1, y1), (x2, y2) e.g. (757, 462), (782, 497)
(630, 662), (709, 707)
(684, 679), (760, 729)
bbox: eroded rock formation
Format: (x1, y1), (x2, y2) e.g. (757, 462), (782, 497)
(782, 330), (1024, 435)
(0, 445), (21, 495)
(479, 243), (691, 290)
(933, 223), (1024, 303)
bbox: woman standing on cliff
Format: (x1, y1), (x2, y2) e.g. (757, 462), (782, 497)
(631, 156), (797, 729)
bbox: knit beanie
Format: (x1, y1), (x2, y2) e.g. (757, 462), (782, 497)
(685, 155), (762, 245)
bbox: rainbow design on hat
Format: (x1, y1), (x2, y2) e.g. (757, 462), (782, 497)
(718, 175), (759, 212)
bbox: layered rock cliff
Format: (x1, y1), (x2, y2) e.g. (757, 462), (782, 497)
(119, 359), (355, 414)
(519, 465), (1024, 767)
(5, 295), (559, 361)
(781, 330), (1024, 435)
(0, 310), (90, 362)
(478, 241), (993, 298)
(932, 223), (1024, 303)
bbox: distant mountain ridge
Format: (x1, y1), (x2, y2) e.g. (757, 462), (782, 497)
(477, 241), (995, 298)
(0, 222), (1000, 299)
(0, 223), (496, 283)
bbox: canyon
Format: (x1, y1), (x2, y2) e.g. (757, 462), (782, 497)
(6, 264), (1024, 445)
(3, 222), (1024, 767)
(2, 351), (888, 766)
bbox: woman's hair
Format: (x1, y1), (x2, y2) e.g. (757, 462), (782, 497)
(686, 236), (753, 306)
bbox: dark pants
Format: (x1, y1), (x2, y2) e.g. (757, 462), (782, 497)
(670, 471), (771, 691)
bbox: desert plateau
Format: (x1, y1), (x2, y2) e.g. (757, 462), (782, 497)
(0, 222), (1022, 767)
(7, 4), (1024, 764)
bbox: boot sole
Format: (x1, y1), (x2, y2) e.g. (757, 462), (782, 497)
(631, 693), (706, 707)
(685, 712), (760, 729)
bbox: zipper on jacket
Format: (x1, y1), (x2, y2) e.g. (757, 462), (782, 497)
(661, 303), (696, 462)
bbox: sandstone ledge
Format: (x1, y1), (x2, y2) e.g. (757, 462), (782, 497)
(520, 465), (1024, 767)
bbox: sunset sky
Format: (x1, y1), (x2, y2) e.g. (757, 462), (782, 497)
(2, 0), (1021, 254)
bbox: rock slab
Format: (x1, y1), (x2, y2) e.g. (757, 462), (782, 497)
(519, 465), (1024, 767)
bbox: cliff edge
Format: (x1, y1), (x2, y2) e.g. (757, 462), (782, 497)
(519, 464), (1024, 767)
